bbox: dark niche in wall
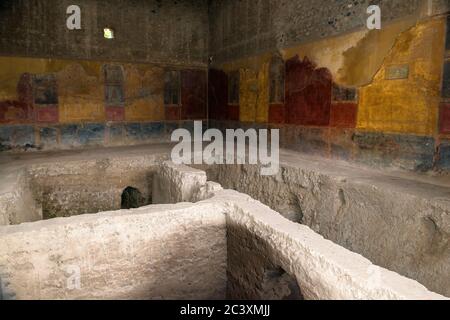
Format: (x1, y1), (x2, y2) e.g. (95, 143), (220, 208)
(261, 266), (304, 300)
(121, 186), (145, 209)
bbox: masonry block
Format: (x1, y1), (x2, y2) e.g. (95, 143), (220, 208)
(152, 161), (207, 204)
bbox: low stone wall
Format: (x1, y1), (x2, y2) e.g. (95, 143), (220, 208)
(0, 202), (227, 300)
(203, 157), (450, 297)
(153, 161), (207, 204)
(0, 167), (41, 226)
(0, 150), (447, 300)
(201, 190), (446, 300)
(148, 162), (446, 299)
(26, 153), (168, 219)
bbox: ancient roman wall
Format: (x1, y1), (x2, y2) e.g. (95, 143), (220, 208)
(27, 153), (167, 219)
(208, 0), (450, 172)
(0, 167), (41, 226)
(0, 158), (447, 299)
(202, 158), (450, 297)
(0, 202), (227, 300)
(0, 146), (171, 224)
(0, 0), (208, 151)
(218, 189), (446, 300)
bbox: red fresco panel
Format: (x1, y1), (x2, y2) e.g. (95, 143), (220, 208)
(440, 103), (450, 134)
(268, 104), (285, 124)
(0, 100), (33, 123)
(330, 102), (357, 128)
(165, 106), (181, 121)
(285, 56), (332, 126)
(208, 69), (228, 121)
(35, 105), (59, 123)
(105, 106), (125, 121)
(181, 69), (207, 120)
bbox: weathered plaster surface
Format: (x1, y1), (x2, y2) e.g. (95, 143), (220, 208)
(0, 202), (227, 300)
(208, 189), (446, 300)
(285, 56), (332, 126)
(207, 3), (449, 173)
(202, 149), (450, 297)
(27, 154), (166, 219)
(211, 17), (446, 135)
(0, 168), (42, 226)
(209, 0), (448, 65)
(357, 18), (446, 136)
(153, 161), (207, 204)
(0, 0), (209, 66)
(0, 144), (171, 223)
(0, 54), (206, 152)
(0, 56), (203, 125)
(239, 63), (269, 123)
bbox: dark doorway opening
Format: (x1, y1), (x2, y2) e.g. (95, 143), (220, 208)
(121, 187), (145, 209)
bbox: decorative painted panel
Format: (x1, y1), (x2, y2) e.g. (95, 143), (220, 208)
(104, 65), (125, 107)
(164, 70), (181, 106)
(285, 56), (332, 126)
(208, 69), (228, 120)
(181, 70), (206, 120)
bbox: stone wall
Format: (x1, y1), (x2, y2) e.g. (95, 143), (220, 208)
(0, 202), (227, 300)
(27, 154), (167, 219)
(0, 156), (447, 299)
(0, 55), (207, 152)
(213, 189), (445, 300)
(202, 157), (450, 297)
(0, 167), (42, 226)
(153, 161), (208, 204)
(0, 146), (170, 224)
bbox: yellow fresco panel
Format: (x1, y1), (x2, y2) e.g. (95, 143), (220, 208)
(57, 62), (105, 123)
(124, 65), (165, 121)
(238, 62), (269, 123)
(357, 18), (445, 136)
